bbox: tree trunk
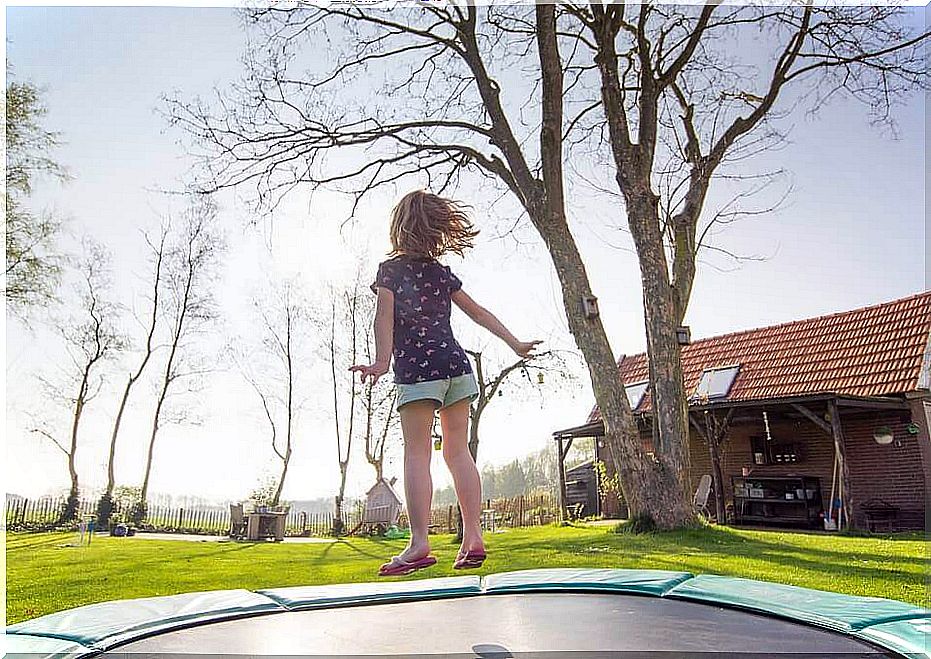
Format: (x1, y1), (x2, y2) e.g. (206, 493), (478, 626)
(140, 388), (166, 506)
(273, 455), (290, 507)
(106, 375), (133, 497)
(533, 6), (693, 529)
(95, 375), (134, 528)
(60, 367), (90, 524)
(708, 434), (726, 522)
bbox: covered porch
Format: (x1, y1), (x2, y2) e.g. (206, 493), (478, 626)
(551, 393), (925, 531)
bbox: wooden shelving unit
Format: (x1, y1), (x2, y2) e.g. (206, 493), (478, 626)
(731, 476), (823, 528)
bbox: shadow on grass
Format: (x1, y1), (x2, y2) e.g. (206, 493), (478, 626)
(495, 524), (926, 594)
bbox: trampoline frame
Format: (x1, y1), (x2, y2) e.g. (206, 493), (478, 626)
(5, 567), (930, 658)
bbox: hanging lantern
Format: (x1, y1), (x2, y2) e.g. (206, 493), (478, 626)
(537, 372), (545, 385)
(434, 437), (443, 451)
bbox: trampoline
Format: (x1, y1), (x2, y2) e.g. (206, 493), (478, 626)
(6, 568), (929, 657)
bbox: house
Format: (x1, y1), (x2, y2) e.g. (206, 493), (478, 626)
(553, 291), (931, 531)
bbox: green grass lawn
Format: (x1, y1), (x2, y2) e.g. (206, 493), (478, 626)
(6, 523), (928, 624)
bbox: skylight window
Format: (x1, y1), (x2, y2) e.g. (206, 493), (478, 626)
(625, 380), (649, 410)
(694, 365), (740, 400)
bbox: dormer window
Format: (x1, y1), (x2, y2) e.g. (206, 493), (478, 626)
(694, 365), (740, 400)
(625, 380), (649, 410)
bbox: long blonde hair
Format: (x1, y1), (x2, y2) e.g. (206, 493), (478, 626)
(389, 190), (479, 258)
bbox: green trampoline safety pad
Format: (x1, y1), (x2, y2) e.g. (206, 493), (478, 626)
(5, 568), (930, 658)
(2, 633), (93, 659)
(5, 588), (282, 650)
(856, 617), (931, 658)
(667, 574), (931, 633)
(257, 575), (482, 609)
(482, 567), (693, 596)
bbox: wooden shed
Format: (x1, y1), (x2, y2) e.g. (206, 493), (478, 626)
(553, 291), (931, 532)
(362, 476), (403, 532)
(564, 460), (600, 519)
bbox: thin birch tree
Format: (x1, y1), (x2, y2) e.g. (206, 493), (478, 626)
(31, 238), (126, 523)
(232, 280), (309, 507)
(96, 224), (169, 529)
(135, 198), (224, 523)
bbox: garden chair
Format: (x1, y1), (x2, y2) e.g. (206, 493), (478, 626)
(693, 474), (713, 519)
(229, 503), (247, 540)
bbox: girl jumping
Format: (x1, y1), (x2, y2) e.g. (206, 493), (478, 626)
(350, 190), (540, 577)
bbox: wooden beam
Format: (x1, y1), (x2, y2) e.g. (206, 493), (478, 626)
(791, 403), (833, 436)
(555, 437), (568, 523)
(688, 413), (708, 441)
(834, 397), (910, 411)
(828, 398), (853, 530)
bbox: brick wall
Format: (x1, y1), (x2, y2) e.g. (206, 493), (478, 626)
(598, 402), (927, 530)
(843, 409), (926, 529)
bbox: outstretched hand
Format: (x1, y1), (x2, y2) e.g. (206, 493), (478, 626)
(348, 361), (389, 385)
(511, 339), (543, 359)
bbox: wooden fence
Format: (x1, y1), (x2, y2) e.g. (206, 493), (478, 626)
(6, 492), (560, 537)
(4, 497), (364, 538)
(415, 492), (561, 534)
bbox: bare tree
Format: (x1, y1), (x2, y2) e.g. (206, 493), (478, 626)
(96, 224), (169, 529)
(165, 5), (929, 528)
(135, 197), (224, 522)
(362, 383), (397, 485)
(31, 237), (126, 523)
(358, 290), (399, 485)
(232, 280), (309, 507)
(322, 275), (365, 536)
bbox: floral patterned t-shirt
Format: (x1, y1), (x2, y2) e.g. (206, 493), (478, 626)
(370, 255), (473, 384)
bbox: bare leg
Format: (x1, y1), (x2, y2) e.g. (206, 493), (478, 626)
(439, 398), (485, 555)
(395, 400), (437, 561)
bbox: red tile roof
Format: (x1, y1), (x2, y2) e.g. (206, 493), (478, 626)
(592, 291), (931, 418)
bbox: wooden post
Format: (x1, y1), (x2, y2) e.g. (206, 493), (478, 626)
(555, 437), (568, 523)
(828, 398), (853, 529)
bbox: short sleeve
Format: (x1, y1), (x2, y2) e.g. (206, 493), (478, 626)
(370, 261), (399, 295)
(445, 265), (463, 293)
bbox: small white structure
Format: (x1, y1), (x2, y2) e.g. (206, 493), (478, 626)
(362, 476), (403, 533)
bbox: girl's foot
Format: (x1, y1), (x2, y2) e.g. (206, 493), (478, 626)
(453, 545), (487, 569)
(378, 540), (435, 577)
(397, 540), (431, 562)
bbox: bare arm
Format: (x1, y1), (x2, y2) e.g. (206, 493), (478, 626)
(451, 288), (541, 358)
(350, 287), (394, 384)
(373, 287), (394, 367)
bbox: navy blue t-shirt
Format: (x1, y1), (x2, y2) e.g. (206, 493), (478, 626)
(370, 255), (473, 384)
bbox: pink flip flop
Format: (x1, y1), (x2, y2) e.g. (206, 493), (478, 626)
(378, 553), (437, 577)
(453, 550), (487, 570)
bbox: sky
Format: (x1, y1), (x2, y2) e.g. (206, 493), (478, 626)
(4, 5), (928, 506)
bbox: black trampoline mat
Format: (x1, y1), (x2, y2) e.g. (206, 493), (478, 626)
(104, 592), (892, 657)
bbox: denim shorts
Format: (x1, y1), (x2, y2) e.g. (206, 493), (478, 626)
(396, 372), (479, 412)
